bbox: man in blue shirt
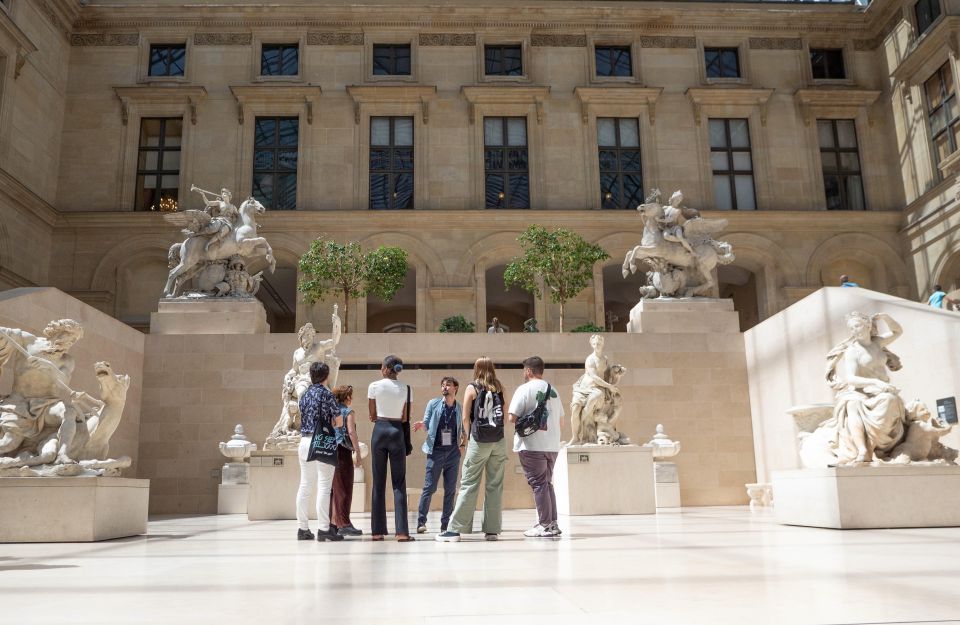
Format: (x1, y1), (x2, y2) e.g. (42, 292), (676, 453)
(927, 284), (956, 309)
(839, 274), (859, 288)
(413, 377), (463, 534)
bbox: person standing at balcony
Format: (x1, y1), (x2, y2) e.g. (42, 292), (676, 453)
(487, 318), (505, 333)
(413, 376), (464, 534)
(927, 284), (956, 309)
(368, 355), (414, 542)
(330, 385), (363, 537)
(839, 274), (860, 288)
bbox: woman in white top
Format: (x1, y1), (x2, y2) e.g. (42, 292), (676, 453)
(367, 354), (413, 542)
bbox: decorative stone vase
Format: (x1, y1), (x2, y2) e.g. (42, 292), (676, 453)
(219, 424), (257, 461)
(647, 424), (681, 460)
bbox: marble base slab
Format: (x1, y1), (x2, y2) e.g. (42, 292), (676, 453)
(654, 462), (681, 508)
(554, 445), (656, 515)
(218, 483), (248, 515)
(627, 297), (740, 334)
(247, 450), (308, 520)
(0, 477), (149, 542)
(150, 298), (268, 334)
(773, 465), (960, 529)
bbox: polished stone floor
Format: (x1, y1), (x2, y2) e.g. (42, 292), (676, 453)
(2, 507), (959, 625)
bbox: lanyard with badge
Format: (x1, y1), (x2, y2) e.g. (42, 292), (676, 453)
(440, 403), (455, 446)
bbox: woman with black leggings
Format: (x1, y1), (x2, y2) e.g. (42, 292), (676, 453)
(367, 354), (413, 542)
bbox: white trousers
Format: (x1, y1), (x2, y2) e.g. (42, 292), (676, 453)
(297, 436), (336, 531)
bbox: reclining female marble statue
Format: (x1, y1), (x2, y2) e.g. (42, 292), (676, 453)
(0, 320), (132, 477)
(794, 312), (956, 467)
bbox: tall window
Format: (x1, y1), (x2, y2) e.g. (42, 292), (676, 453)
(369, 117), (414, 210)
(595, 45), (632, 78)
(709, 118), (756, 210)
(598, 118), (643, 209)
(148, 44), (186, 77)
(915, 0), (942, 37)
(261, 44), (299, 76)
(373, 44), (411, 76)
(926, 63), (960, 166)
(485, 45), (523, 76)
(810, 49), (845, 80)
(253, 117), (298, 210)
(135, 118), (182, 211)
(484, 117), (529, 209)
(818, 120), (864, 211)
(704, 47), (739, 79)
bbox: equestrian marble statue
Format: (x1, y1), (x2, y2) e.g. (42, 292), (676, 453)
(791, 312), (957, 467)
(265, 306), (343, 450)
(162, 185), (276, 298)
(622, 189), (735, 298)
(0, 320), (132, 477)
(568, 334), (629, 446)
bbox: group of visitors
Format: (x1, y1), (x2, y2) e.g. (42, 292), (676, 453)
(295, 353), (564, 542)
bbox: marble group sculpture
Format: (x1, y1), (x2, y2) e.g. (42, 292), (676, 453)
(568, 334), (630, 445)
(0, 320), (132, 477)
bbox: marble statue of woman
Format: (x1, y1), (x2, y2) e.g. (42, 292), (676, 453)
(823, 311), (906, 464)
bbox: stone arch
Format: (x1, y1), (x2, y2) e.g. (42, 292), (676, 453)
(90, 234), (176, 294)
(723, 232), (801, 321)
(357, 231), (440, 332)
(804, 233), (911, 295)
(454, 231), (524, 280)
(930, 235), (960, 293)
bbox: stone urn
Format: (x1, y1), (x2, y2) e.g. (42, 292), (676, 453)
(647, 424), (681, 460)
(219, 424), (257, 461)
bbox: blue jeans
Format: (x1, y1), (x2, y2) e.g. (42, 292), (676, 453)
(417, 445), (461, 528)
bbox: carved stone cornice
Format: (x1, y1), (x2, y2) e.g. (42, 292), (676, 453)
(307, 31), (363, 45)
(114, 85), (208, 125)
(793, 88), (880, 126)
(891, 17), (960, 86)
(749, 37), (802, 50)
(685, 87), (774, 126)
(0, 9), (38, 79)
(346, 85), (437, 124)
(0, 267), (35, 289)
(0, 167), (59, 228)
(574, 86), (662, 125)
(419, 33), (476, 46)
(461, 85), (550, 124)
(640, 36), (695, 49)
(36, 0), (73, 40)
(71, 33), (139, 46)
(229, 85), (322, 124)
(194, 32), (253, 46)
(531, 34), (586, 47)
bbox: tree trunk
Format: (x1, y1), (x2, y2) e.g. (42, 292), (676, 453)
(343, 294), (351, 333)
(559, 301), (565, 333)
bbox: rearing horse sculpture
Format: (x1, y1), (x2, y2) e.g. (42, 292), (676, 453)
(163, 197), (276, 297)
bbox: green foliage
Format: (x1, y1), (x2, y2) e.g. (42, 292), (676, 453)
(571, 323), (605, 333)
(297, 238), (408, 332)
(504, 225), (610, 331)
(438, 314), (476, 333)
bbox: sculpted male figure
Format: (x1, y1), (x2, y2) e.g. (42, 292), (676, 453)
(568, 334), (618, 445)
(193, 187), (239, 253)
(0, 320), (88, 466)
(657, 190), (697, 255)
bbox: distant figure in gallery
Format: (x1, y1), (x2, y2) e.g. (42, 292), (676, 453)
(330, 385), (362, 537)
(509, 356), (564, 538)
(0, 320), (132, 477)
(794, 312), (957, 467)
(295, 361), (343, 542)
(487, 318), (505, 333)
(926, 285), (956, 309)
(413, 377), (464, 534)
(839, 274), (859, 288)
(436, 358), (507, 542)
(367, 355), (414, 542)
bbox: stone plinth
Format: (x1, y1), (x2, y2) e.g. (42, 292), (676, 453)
(773, 465), (960, 529)
(554, 445), (656, 515)
(218, 484), (249, 514)
(247, 450), (307, 520)
(627, 298), (740, 334)
(150, 298), (268, 334)
(0, 477), (149, 542)
(654, 461), (681, 508)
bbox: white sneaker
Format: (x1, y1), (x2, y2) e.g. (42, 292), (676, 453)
(523, 524), (547, 537)
(545, 523), (562, 537)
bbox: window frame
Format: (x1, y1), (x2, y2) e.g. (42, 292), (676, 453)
(597, 117), (644, 210)
(134, 117), (183, 212)
(483, 116), (531, 209)
(924, 61), (960, 168)
(368, 116), (415, 210)
(914, 0), (943, 38)
(810, 48), (846, 81)
(372, 43), (412, 77)
(259, 43), (300, 78)
(476, 36), (529, 83)
(138, 35), (191, 84)
(484, 43), (524, 78)
(593, 44), (634, 79)
(709, 117), (757, 211)
(365, 36), (418, 83)
(251, 36), (305, 83)
(251, 115), (300, 210)
(704, 47), (740, 80)
(147, 43), (187, 78)
(817, 119), (865, 211)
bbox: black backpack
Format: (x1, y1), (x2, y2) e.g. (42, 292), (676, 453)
(515, 384), (552, 438)
(470, 382), (504, 443)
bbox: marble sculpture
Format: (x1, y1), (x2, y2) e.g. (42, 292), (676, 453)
(265, 307), (342, 450)
(162, 185), (276, 298)
(622, 189), (735, 298)
(568, 334), (630, 446)
(0, 320), (132, 477)
(794, 312), (957, 467)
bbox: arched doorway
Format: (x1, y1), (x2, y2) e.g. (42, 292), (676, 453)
(718, 265), (760, 331)
(257, 265), (298, 333)
(602, 263), (646, 331)
(367, 266), (417, 332)
(485, 263), (533, 332)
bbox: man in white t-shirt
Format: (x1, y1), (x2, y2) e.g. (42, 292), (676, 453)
(508, 355), (564, 538)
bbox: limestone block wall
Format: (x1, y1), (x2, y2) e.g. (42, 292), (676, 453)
(0, 287), (146, 472)
(139, 330), (755, 514)
(745, 286), (960, 483)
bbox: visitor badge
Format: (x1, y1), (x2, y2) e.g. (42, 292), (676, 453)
(441, 429), (453, 446)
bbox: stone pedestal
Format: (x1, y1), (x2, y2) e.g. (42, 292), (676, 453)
(247, 450), (305, 520)
(654, 461), (681, 508)
(150, 298), (268, 334)
(0, 477), (149, 542)
(773, 465), (960, 529)
(554, 445), (656, 515)
(218, 463), (250, 515)
(627, 297), (740, 334)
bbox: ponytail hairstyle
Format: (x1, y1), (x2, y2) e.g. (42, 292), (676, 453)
(383, 354), (403, 377)
(472, 356), (502, 393)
